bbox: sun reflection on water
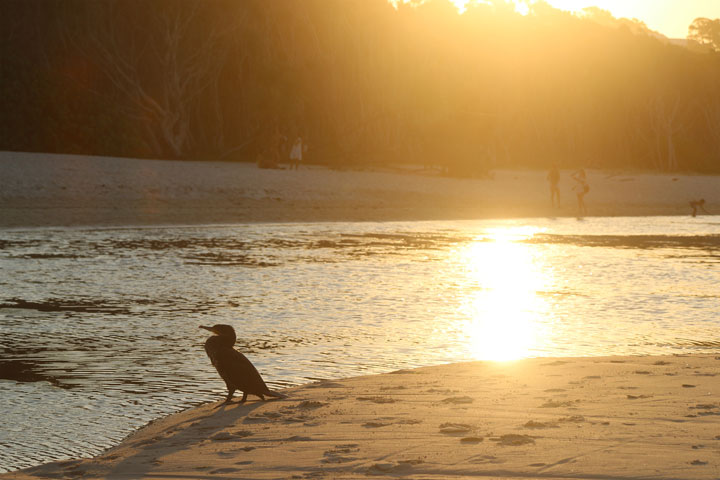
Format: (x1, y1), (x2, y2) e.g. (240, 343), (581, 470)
(458, 226), (549, 361)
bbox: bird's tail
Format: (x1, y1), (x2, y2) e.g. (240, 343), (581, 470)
(265, 389), (286, 399)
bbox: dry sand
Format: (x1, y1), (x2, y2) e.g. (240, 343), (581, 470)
(1, 151), (718, 227)
(5, 355), (720, 479)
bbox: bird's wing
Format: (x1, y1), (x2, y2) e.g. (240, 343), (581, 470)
(213, 348), (270, 394)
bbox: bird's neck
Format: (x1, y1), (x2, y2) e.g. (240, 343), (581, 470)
(217, 333), (236, 347)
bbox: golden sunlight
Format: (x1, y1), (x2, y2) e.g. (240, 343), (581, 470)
(459, 227), (548, 361)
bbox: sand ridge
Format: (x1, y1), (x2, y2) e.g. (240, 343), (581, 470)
(5, 355), (720, 479)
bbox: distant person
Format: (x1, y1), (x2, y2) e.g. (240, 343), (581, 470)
(289, 137), (303, 170)
(571, 168), (589, 216)
(689, 198), (709, 217)
(547, 164), (560, 208)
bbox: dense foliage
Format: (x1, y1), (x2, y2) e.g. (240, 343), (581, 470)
(2, 0), (720, 172)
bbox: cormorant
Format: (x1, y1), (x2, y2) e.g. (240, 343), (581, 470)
(199, 324), (284, 404)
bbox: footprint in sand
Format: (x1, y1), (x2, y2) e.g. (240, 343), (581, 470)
(543, 360), (569, 366)
(439, 423), (473, 434)
(460, 436), (484, 443)
(282, 436), (313, 441)
(690, 460), (708, 465)
(558, 415), (585, 423)
(442, 396), (474, 404)
(295, 400), (328, 409)
(491, 434), (535, 446)
(540, 400), (577, 408)
(322, 454), (359, 464)
(260, 411), (282, 419)
(626, 394), (652, 400)
(427, 388), (456, 394)
(523, 420), (558, 429)
(469, 454), (504, 464)
(363, 421), (390, 428)
(357, 396), (396, 404)
(325, 444), (359, 455)
(683, 384), (697, 388)
(322, 443), (360, 463)
(243, 416), (270, 424)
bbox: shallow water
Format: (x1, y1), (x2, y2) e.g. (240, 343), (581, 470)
(1, 216), (720, 472)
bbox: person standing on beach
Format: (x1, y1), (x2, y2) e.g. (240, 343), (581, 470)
(290, 137), (303, 170)
(571, 168), (589, 216)
(689, 199), (709, 217)
(547, 164), (560, 208)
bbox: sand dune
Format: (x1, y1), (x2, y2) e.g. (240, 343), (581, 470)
(1, 151), (717, 228)
(5, 355), (720, 479)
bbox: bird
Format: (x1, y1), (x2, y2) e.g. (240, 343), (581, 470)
(199, 324), (284, 404)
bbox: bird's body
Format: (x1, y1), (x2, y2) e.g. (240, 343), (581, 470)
(200, 324), (283, 404)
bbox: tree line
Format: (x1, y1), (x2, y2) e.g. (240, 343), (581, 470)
(1, 0), (720, 173)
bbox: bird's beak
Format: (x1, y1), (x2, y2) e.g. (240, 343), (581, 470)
(199, 325), (214, 333)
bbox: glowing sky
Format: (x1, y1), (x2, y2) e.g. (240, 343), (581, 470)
(451, 0), (720, 38)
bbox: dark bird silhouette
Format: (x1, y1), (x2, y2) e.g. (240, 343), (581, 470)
(200, 324), (284, 404)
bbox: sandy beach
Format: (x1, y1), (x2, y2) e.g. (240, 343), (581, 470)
(3, 151), (720, 478)
(1, 151), (718, 228)
(4, 355), (720, 479)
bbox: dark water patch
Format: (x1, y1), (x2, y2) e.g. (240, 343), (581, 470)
(107, 238), (248, 251)
(0, 360), (64, 386)
(663, 253), (720, 263)
(183, 253), (278, 267)
(0, 298), (131, 315)
(0, 239), (43, 249)
(13, 253), (85, 259)
(341, 232), (473, 250)
(528, 234), (720, 250)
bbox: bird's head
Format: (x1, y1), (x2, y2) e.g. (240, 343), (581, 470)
(199, 324), (236, 338)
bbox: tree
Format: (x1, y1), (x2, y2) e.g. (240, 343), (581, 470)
(62, 1), (232, 158)
(688, 17), (720, 50)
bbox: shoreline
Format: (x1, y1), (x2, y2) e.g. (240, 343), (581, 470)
(1, 151), (718, 228)
(4, 354), (720, 479)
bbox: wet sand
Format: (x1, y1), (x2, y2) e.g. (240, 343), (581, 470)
(1, 151), (718, 228)
(4, 355), (720, 479)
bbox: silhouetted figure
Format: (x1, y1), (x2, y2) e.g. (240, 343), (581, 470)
(200, 324), (284, 404)
(689, 198), (709, 217)
(289, 137), (303, 170)
(547, 164), (560, 207)
(571, 168), (589, 216)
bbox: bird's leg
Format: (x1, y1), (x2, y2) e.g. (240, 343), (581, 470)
(239, 392), (248, 404)
(258, 394), (266, 401)
(224, 388), (236, 404)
